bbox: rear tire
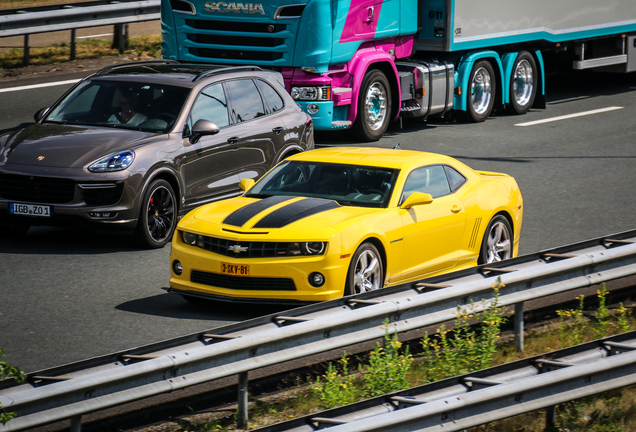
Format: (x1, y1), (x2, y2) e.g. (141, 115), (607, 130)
(134, 179), (177, 249)
(352, 69), (391, 142)
(461, 60), (496, 122)
(507, 51), (537, 115)
(345, 242), (384, 295)
(478, 215), (513, 264)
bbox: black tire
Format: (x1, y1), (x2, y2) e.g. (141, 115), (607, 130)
(507, 51), (538, 115)
(478, 215), (513, 264)
(0, 221), (30, 239)
(352, 69), (392, 142)
(461, 60), (496, 122)
(345, 242), (384, 295)
(134, 179), (177, 249)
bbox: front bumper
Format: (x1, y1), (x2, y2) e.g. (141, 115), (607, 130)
(169, 233), (350, 303)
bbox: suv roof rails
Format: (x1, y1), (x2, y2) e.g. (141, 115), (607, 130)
(94, 60), (181, 76)
(193, 65), (263, 82)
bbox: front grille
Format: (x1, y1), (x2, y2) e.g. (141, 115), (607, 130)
(0, 173), (74, 204)
(196, 235), (298, 258)
(192, 270), (296, 291)
(188, 34), (284, 48)
(186, 19), (286, 33)
(189, 47), (284, 62)
(82, 184), (124, 206)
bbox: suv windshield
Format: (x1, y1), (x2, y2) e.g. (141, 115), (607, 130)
(246, 161), (398, 208)
(44, 79), (190, 133)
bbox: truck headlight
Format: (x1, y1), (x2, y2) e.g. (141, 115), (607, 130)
(290, 86), (331, 101)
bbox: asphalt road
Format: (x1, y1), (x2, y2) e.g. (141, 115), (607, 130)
(0, 67), (635, 373)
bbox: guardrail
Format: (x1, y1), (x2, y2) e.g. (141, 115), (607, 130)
(0, 0), (160, 65)
(254, 331), (636, 432)
(1, 229), (636, 431)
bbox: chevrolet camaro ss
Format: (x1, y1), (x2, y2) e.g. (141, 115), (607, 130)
(168, 147), (523, 304)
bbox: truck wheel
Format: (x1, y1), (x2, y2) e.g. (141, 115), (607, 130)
(353, 69), (391, 142)
(134, 179), (177, 249)
(463, 60), (496, 122)
(507, 51), (537, 115)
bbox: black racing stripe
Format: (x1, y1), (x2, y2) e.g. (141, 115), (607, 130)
(253, 198), (339, 228)
(223, 195), (296, 227)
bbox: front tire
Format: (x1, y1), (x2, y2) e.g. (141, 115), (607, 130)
(345, 242), (384, 295)
(462, 60), (496, 122)
(507, 51), (537, 115)
(479, 215), (513, 264)
(352, 69), (392, 142)
(134, 179), (177, 249)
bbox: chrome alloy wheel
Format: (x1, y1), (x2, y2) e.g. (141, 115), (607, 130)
(146, 185), (175, 243)
(364, 82), (388, 131)
(352, 248), (382, 293)
(470, 67), (493, 116)
(512, 59), (534, 108)
(485, 220), (512, 263)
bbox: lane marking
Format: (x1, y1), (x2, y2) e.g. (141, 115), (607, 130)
(515, 106), (624, 127)
(0, 79), (81, 94)
(77, 33), (113, 40)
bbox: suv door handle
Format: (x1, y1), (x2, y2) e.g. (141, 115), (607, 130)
(272, 127), (284, 135)
(227, 136), (239, 144)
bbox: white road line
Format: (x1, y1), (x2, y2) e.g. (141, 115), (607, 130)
(0, 79), (81, 94)
(515, 106), (624, 126)
(77, 33), (113, 39)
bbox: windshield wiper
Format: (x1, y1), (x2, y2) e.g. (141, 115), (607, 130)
(244, 193), (273, 198)
(43, 119), (67, 124)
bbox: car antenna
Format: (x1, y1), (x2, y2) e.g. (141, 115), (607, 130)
(393, 143), (402, 149)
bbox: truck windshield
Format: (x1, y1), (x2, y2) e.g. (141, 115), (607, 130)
(245, 160), (398, 208)
(44, 80), (190, 133)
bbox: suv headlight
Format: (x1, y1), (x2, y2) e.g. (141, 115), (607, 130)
(290, 86), (331, 101)
(88, 150), (135, 172)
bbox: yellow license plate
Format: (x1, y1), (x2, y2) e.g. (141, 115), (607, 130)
(220, 262), (250, 276)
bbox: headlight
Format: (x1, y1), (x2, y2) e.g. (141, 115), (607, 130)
(88, 150), (134, 172)
(182, 231), (198, 245)
(290, 86), (331, 101)
(287, 242), (326, 256)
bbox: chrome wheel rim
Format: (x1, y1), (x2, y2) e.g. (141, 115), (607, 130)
(470, 67), (492, 115)
(512, 59), (534, 107)
(146, 185), (175, 243)
(352, 249), (382, 293)
(364, 82), (388, 131)
(486, 220), (512, 263)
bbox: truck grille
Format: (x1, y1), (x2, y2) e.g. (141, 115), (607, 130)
(191, 270), (296, 291)
(0, 173), (74, 204)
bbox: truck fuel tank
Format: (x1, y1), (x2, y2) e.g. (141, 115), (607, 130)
(396, 61), (454, 119)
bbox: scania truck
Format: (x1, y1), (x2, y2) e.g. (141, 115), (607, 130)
(161, 0), (636, 141)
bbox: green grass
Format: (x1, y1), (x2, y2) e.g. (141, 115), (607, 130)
(0, 35), (161, 69)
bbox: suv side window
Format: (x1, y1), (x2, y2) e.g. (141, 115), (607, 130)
(226, 79), (266, 122)
(256, 79), (285, 113)
(190, 83), (230, 128)
(401, 165), (451, 202)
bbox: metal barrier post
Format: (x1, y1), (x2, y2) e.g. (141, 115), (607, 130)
(70, 415), (82, 432)
(545, 405), (556, 431)
(112, 23), (128, 53)
(23, 34), (30, 65)
(70, 29), (76, 60)
(515, 302), (525, 352)
(237, 372), (249, 429)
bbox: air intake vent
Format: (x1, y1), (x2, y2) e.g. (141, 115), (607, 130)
(275, 4), (305, 18)
(170, 0), (195, 14)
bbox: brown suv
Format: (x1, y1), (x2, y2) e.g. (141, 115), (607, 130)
(0, 61), (314, 247)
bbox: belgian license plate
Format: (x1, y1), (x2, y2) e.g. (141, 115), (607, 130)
(10, 203), (51, 217)
(220, 262), (250, 276)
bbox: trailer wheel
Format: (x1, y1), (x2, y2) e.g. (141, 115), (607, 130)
(352, 69), (391, 142)
(508, 51), (537, 115)
(463, 60), (496, 122)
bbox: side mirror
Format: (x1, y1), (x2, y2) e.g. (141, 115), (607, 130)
(239, 178), (255, 192)
(400, 192), (434, 209)
(34, 107), (50, 122)
(190, 119), (220, 144)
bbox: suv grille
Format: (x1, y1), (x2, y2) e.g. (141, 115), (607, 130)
(195, 235), (302, 258)
(0, 173), (74, 204)
(192, 270), (296, 291)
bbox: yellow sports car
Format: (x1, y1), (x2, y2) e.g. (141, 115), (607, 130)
(168, 147), (522, 304)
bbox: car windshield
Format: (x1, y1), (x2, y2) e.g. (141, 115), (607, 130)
(43, 79), (190, 133)
(245, 160), (398, 208)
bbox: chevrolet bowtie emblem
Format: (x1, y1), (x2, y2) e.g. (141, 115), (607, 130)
(228, 244), (248, 253)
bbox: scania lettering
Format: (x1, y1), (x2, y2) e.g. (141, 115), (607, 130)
(162, 0), (636, 141)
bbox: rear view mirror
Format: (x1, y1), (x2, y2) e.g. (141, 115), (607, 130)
(190, 119), (220, 144)
(34, 107), (50, 122)
(240, 178), (255, 192)
(400, 192), (434, 209)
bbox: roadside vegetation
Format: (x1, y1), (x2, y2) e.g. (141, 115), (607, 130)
(0, 349), (26, 425)
(0, 0), (89, 9)
(166, 282), (636, 432)
(0, 35), (161, 69)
